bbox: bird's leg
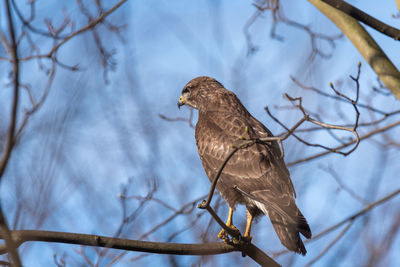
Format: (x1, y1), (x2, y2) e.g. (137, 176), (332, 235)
(243, 209), (253, 241)
(217, 207), (238, 240)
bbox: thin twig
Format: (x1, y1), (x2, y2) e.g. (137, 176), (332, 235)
(290, 76), (390, 116)
(159, 109), (195, 129)
(198, 145), (244, 209)
(287, 120), (400, 166)
(10, 0), (69, 39)
(18, 0), (127, 62)
(319, 165), (367, 204)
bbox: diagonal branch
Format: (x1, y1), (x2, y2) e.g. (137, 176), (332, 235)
(309, 0), (400, 100)
(310, 188), (400, 243)
(196, 139), (282, 266)
(320, 0), (400, 40)
(304, 221), (353, 267)
(273, 188), (400, 257)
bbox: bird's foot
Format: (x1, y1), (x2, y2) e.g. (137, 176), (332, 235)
(217, 225), (239, 241)
(217, 229), (228, 240)
(243, 234), (252, 242)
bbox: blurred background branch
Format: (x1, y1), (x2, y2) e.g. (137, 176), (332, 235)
(309, 0), (400, 100)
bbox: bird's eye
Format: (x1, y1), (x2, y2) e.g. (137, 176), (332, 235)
(183, 86), (192, 94)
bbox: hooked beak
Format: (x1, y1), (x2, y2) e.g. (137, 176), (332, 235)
(177, 95), (185, 109)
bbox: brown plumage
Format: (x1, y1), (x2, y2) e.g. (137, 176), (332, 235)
(178, 76), (311, 255)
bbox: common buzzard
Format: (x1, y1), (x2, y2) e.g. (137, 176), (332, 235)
(178, 76), (311, 255)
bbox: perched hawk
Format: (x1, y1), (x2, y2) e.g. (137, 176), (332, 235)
(177, 76), (311, 255)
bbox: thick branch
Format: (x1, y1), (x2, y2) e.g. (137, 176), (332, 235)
(309, 0), (400, 100)
(0, 230), (281, 266)
(321, 0), (400, 40)
(0, 230), (237, 255)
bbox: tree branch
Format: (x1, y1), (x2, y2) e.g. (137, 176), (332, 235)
(16, 0), (127, 63)
(0, 1), (22, 266)
(308, 0), (400, 100)
(288, 119), (400, 167)
(0, 230), (239, 256)
(0, 1), (19, 180)
(304, 221), (353, 267)
(320, 0), (400, 40)
(312, 188), (400, 242)
(273, 188), (400, 257)
(0, 230), (281, 266)
(49, 0), (126, 57)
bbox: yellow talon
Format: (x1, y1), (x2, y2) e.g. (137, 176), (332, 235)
(218, 229), (228, 240)
(218, 208), (238, 241)
(218, 225), (239, 240)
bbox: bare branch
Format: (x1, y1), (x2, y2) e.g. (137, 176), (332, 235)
(16, 0), (127, 63)
(309, 0), (400, 100)
(317, 188), (400, 241)
(14, 58), (57, 142)
(10, 0), (69, 39)
(0, 0), (20, 180)
(1, 230), (237, 256)
(159, 109), (195, 129)
(48, 0), (126, 58)
(266, 91), (360, 157)
(273, 188), (400, 257)
(319, 165), (367, 204)
(0, 1), (22, 266)
(53, 253), (66, 267)
(247, 0), (342, 59)
(288, 120), (400, 166)
(320, 0), (400, 40)
(290, 77), (390, 116)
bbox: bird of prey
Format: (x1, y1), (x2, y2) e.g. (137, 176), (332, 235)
(177, 76), (311, 255)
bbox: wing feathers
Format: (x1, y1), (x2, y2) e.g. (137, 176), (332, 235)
(247, 191), (311, 255)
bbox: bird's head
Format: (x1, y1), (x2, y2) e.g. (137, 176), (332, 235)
(177, 76), (226, 111)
